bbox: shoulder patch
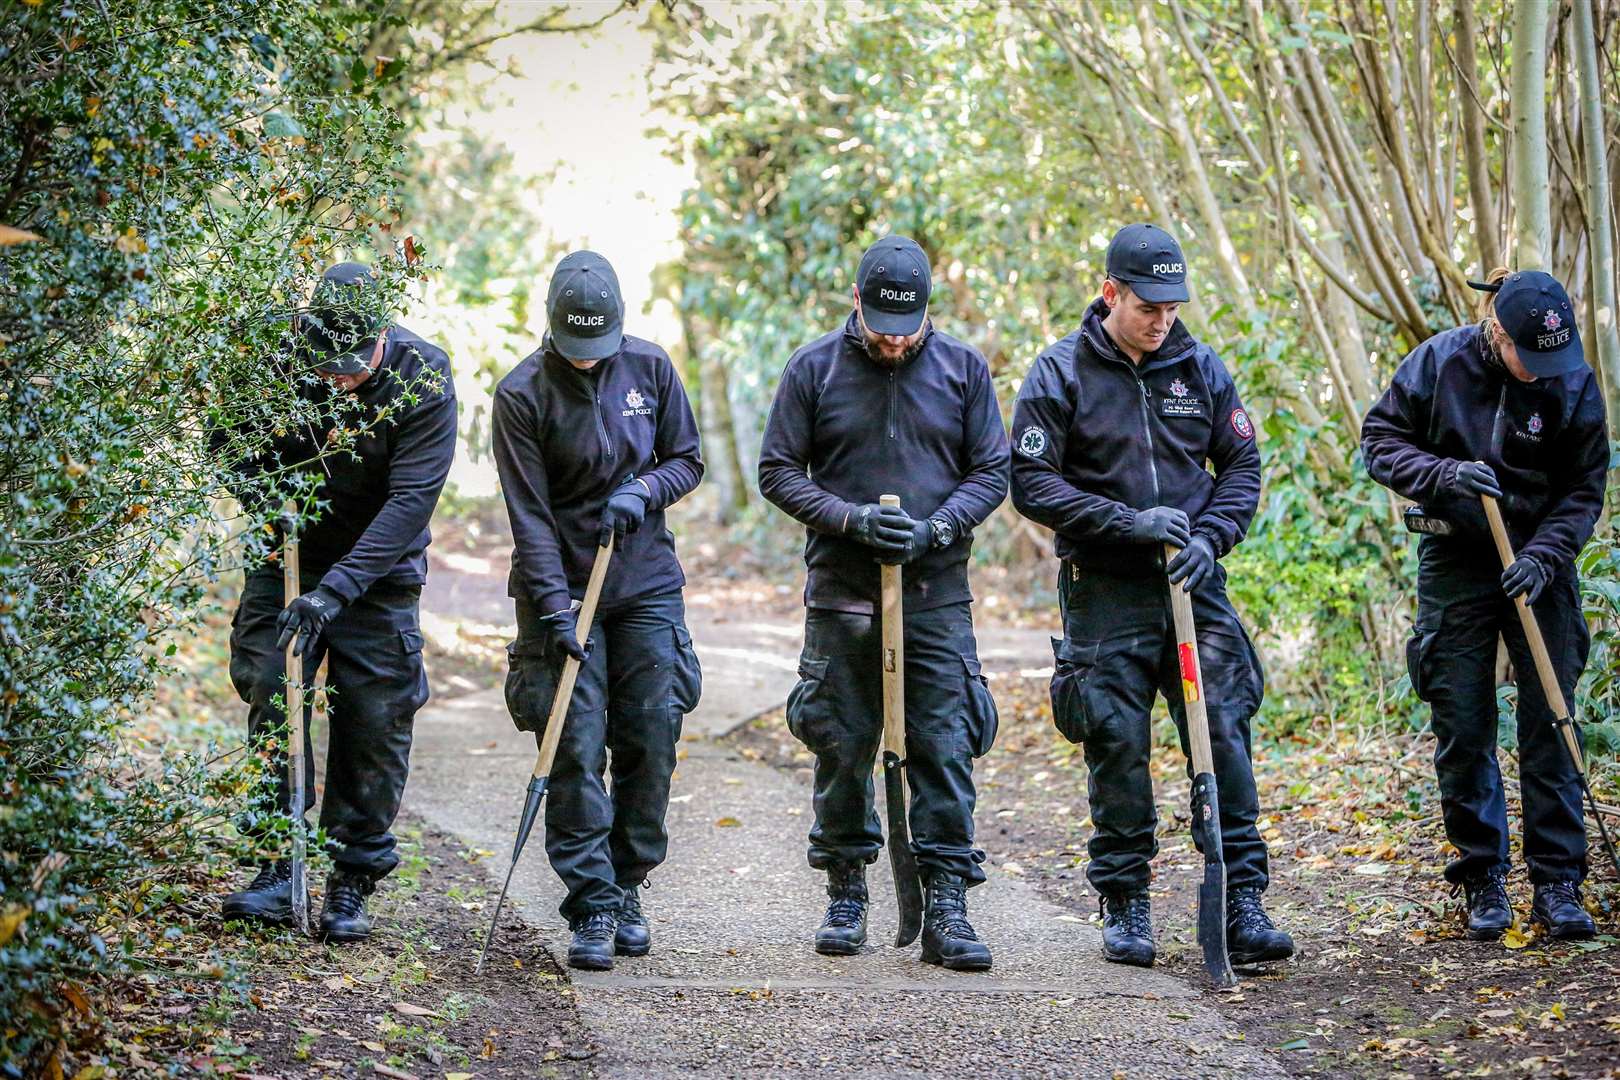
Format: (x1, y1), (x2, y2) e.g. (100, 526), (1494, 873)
(1017, 425), (1048, 458)
(1230, 408), (1254, 440)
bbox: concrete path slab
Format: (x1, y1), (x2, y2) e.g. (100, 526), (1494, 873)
(406, 682), (1284, 1079)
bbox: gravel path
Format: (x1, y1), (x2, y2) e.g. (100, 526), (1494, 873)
(403, 604), (1285, 1079)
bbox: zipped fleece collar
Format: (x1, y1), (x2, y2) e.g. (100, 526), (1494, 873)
(839, 310), (937, 365)
(1077, 297), (1197, 374)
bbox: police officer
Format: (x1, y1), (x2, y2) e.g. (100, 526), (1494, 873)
(1362, 269), (1608, 942)
(219, 261), (457, 942)
(759, 235), (1010, 971)
(1010, 224), (1293, 969)
(492, 251), (704, 971)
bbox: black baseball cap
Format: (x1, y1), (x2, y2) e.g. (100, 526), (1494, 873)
(299, 262), (390, 375)
(856, 235), (931, 337)
(1105, 223), (1190, 304)
(547, 250), (623, 361)
(1468, 271), (1586, 378)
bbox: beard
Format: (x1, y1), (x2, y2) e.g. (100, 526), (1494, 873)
(861, 321), (929, 369)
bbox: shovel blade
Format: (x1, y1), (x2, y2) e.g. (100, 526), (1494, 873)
(883, 751), (924, 947)
(1191, 771), (1236, 988)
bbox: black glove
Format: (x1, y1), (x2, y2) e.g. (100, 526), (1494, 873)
(1129, 506), (1192, 548)
(849, 503), (912, 553)
(1501, 556), (1548, 604)
(1454, 460), (1503, 499)
(538, 605), (591, 662)
(275, 585), (345, 660)
(876, 517), (933, 565)
(598, 482), (648, 547)
(1166, 535), (1216, 592)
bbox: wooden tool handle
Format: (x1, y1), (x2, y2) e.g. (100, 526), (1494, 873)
(880, 494), (905, 758)
(1481, 495), (1583, 770)
(531, 534), (615, 781)
(1165, 543), (1216, 776)
(281, 502), (304, 758)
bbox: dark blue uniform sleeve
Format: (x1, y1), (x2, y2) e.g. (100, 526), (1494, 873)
(1193, 349), (1262, 557)
(758, 354), (862, 535)
(932, 355), (1010, 533)
(320, 366), (457, 604)
(491, 381), (573, 616)
(1361, 342), (1461, 505)
(1522, 376), (1609, 569)
(1009, 352), (1137, 541)
(638, 354), (705, 510)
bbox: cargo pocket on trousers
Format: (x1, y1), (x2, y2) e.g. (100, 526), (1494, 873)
(670, 625), (703, 714)
(1405, 619), (1442, 703)
(962, 657), (999, 757)
(1050, 637), (1102, 744)
(504, 639), (561, 734)
(786, 655), (836, 750)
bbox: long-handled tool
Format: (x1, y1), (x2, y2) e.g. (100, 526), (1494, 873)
(280, 504), (312, 938)
(1481, 495), (1620, 879)
(475, 536), (615, 974)
(880, 493), (925, 947)
(1165, 544), (1237, 988)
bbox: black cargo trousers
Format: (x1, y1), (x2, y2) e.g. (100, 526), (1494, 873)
(787, 600), (1000, 885)
(1050, 562), (1268, 897)
(229, 566), (428, 879)
(505, 590), (702, 921)
(1408, 539), (1589, 884)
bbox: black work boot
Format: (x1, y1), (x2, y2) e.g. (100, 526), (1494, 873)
(1458, 867), (1513, 941)
(222, 861), (302, 926)
(615, 885), (651, 957)
(814, 862), (868, 956)
(1100, 892), (1155, 968)
(319, 870), (375, 943)
(1227, 887), (1295, 964)
(568, 910), (618, 971)
(920, 873), (992, 972)
(1532, 880), (1596, 941)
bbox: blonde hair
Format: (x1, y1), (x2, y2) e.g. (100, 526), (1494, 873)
(1477, 266), (1510, 356)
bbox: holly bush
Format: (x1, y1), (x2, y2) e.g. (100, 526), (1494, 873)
(0, 1), (416, 1069)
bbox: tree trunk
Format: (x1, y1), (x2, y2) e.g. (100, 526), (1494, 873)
(1455, 0), (1503, 272)
(1573, 0), (1620, 423)
(1511, 0), (1551, 267)
(1134, 0), (1257, 319)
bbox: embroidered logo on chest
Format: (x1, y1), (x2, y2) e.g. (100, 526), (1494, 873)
(1515, 411), (1546, 443)
(621, 386), (653, 418)
(1159, 376), (1204, 418)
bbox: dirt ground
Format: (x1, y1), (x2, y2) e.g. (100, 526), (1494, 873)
(728, 675), (1620, 1079)
(67, 819), (592, 1080)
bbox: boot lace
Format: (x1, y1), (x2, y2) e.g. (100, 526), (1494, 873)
(1541, 880), (1582, 909)
(326, 875), (369, 918)
(247, 861), (290, 891)
(574, 910), (617, 942)
(824, 865), (867, 928)
(619, 887), (646, 926)
(1103, 893), (1152, 939)
(1228, 888), (1276, 934)
(1463, 868), (1511, 912)
(929, 880), (978, 941)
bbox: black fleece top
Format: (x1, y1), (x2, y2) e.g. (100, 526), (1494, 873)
(1361, 322), (1608, 569)
(1010, 298), (1262, 577)
(219, 324), (458, 602)
(491, 334), (703, 615)
(758, 314), (1010, 614)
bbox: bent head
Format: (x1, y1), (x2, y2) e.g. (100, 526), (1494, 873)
(853, 285), (928, 367)
(1101, 277), (1181, 361)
